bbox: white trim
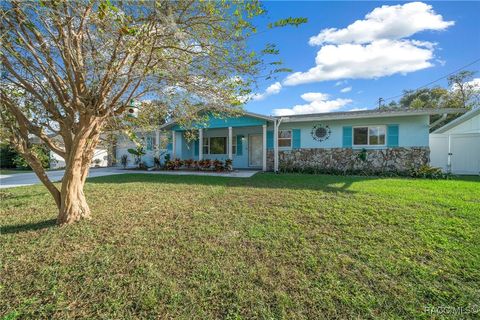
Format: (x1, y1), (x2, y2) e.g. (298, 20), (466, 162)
(198, 128), (203, 160)
(228, 127), (233, 160)
(262, 124), (267, 171)
(172, 131), (176, 158)
(352, 125), (387, 147)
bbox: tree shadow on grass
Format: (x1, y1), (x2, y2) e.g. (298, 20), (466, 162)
(1, 218), (56, 235)
(86, 172), (366, 194)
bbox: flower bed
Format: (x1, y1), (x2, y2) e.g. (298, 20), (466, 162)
(165, 158), (233, 172)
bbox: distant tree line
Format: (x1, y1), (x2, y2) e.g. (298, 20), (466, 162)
(382, 71), (479, 110)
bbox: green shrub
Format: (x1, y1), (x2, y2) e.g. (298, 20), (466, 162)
(12, 144), (51, 169)
(279, 163), (449, 179)
(409, 164), (447, 179)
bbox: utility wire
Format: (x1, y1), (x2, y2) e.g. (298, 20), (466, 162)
(377, 57), (480, 107)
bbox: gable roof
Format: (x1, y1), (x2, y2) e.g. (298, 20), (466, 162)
(432, 107), (480, 134)
(277, 108), (467, 123)
(160, 110), (275, 130)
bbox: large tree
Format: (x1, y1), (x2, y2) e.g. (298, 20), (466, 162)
(0, 0), (301, 224)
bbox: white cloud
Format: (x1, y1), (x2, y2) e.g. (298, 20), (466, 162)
(272, 92), (352, 116)
(340, 86), (352, 93)
(252, 82), (282, 101)
(309, 2), (454, 45)
(451, 78), (480, 92)
(284, 2), (453, 86)
(335, 80), (347, 86)
(348, 107), (368, 112)
(284, 39), (434, 85)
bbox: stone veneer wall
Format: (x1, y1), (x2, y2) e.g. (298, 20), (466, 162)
(267, 147), (430, 173)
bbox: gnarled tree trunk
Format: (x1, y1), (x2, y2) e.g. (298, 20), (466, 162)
(57, 165), (91, 225)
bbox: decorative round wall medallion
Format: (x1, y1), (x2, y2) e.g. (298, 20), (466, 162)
(311, 124), (331, 141)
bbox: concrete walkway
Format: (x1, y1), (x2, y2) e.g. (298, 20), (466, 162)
(0, 168), (259, 189)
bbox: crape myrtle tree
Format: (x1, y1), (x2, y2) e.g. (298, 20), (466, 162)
(0, 0), (305, 225)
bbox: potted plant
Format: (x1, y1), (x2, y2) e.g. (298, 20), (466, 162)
(153, 156), (161, 169)
(127, 146), (146, 169)
(120, 154), (129, 168)
(225, 159), (233, 171)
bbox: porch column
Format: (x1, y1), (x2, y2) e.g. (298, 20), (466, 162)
(274, 120), (279, 172)
(262, 124), (267, 171)
(172, 130), (176, 158)
(155, 130), (160, 149)
(199, 128), (203, 160)
(228, 126), (233, 160)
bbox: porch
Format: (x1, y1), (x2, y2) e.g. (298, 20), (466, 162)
(162, 112), (279, 171)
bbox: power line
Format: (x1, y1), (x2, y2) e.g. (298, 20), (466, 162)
(377, 57), (480, 107)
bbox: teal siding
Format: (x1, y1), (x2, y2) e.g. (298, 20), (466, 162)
(173, 113), (267, 130)
(387, 124), (399, 147)
(236, 135), (243, 156)
(342, 126), (352, 148)
(267, 131), (274, 149)
(167, 142), (173, 151)
(292, 129), (301, 149)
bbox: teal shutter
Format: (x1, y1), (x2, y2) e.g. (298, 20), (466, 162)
(236, 135), (243, 156)
(267, 131), (274, 149)
(342, 126), (352, 148)
(387, 125), (399, 147)
(194, 140), (199, 156)
(167, 142), (173, 151)
(292, 129), (301, 149)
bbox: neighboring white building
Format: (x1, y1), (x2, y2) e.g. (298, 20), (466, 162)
(430, 108), (480, 175)
(50, 148), (108, 169)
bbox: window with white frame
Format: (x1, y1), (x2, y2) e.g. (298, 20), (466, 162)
(278, 130), (292, 147)
(353, 126), (386, 146)
(202, 136), (237, 155)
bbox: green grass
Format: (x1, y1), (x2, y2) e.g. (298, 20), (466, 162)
(1, 173), (479, 319)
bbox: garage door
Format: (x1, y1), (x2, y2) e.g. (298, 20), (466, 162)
(430, 133), (480, 175)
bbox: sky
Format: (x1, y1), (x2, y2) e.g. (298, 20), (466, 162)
(245, 1), (480, 116)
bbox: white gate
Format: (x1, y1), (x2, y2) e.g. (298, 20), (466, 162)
(430, 133), (480, 175)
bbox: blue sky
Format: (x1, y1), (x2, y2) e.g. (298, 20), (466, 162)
(245, 1), (480, 116)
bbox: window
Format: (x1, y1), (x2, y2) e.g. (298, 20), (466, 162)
(278, 130), (292, 147)
(209, 137), (227, 154)
(201, 136), (237, 155)
(202, 137), (209, 154)
(353, 126), (386, 146)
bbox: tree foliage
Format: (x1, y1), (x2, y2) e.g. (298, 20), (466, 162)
(384, 71), (479, 110)
(0, 0), (303, 224)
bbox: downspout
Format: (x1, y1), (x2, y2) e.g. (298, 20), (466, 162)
(274, 117), (283, 173)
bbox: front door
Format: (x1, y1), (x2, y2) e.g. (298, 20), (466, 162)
(249, 134), (263, 167)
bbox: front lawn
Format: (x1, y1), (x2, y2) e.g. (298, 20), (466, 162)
(1, 174), (479, 319)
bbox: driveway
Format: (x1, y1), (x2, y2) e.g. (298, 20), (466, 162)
(0, 167), (125, 189)
(0, 168), (259, 189)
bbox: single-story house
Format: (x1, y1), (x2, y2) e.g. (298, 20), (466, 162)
(430, 107), (480, 175)
(128, 108), (464, 173)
